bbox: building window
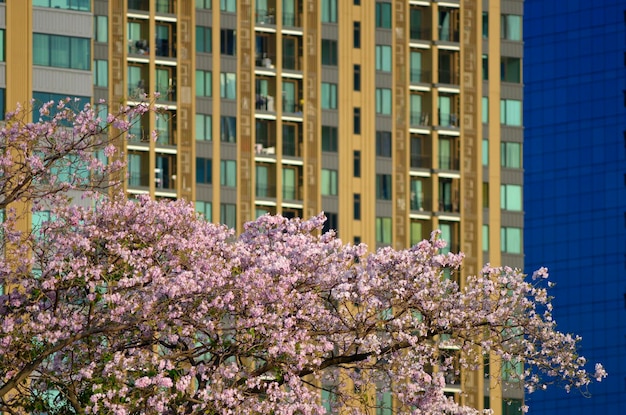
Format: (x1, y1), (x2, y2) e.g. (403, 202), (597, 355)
(0, 88), (6, 120)
(482, 12), (488, 38)
(220, 29), (236, 55)
(221, 203), (236, 229)
(33, 0), (90, 11)
(321, 169), (338, 196)
(410, 220), (423, 246)
(501, 15), (522, 41)
(220, 72), (237, 99)
(501, 184), (522, 211)
(196, 26), (212, 53)
(482, 182), (489, 208)
(500, 99), (522, 126)
(353, 22), (361, 48)
(375, 45), (392, 71)
(354, 0), (360, 4)
(322, 39), (338, 65)
(482, 224), (489, 251)
(33, 34), (90, 70)
(501, 142), (522, 168)
(353, 193), (361, 220)
(128, 153), (146, 187)
(482, 139), (489, 166)
(94, 16), (108, 43)
(196, 201), (212, 221)
(195, 0), (211, 9)
(482, 97), (488, 124)
(376, 174), (392, 200)
(196, 157), (212, 184)
(220, 116), (237, 142)
(220, 160), (237, 187)
(283, 167), (298, 200)
(501, 57), (521, 83)
(482, 55), (488, 80)
(501, 227), (522, 254)
(353, 151), (361, 177)
(220, 0), (236, 12)
(321, 82), (337, 109)
(376, 217), (392, 245)
(410, 51), (424, 83)
(502, 399), (523, 415)
(376, 2), (392, 28)
(321, 0), (337, 23)
(322, 212), (338, 234)
(0, 29), (4, 62)
(354, 64), (361, 91)
(353, 107), (361, 134)
(376, 131), (392, 157)
(196, 70), (212, 97)
(376, 88), (392, 115)
(322, 126), (338, 152)
(93, 60), (108, 87)
(196, 113), (212, 141)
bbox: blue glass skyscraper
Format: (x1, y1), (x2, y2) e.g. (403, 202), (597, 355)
(524, 1), (626, 413)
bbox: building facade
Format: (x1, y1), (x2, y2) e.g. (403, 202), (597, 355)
(1, 0), (524, 413)
(524, 1), (626, 413)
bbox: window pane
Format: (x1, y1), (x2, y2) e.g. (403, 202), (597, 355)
(321, 0), (337, 23)
(51, 35), (70, 68)
(70, 37), (90, 70)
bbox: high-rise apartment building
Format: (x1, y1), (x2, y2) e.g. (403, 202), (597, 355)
(524, 1), (626, 414)
(1, 0), (524, 413)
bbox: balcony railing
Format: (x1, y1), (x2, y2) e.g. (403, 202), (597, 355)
(256, 95), (276, 112)
(256, 10), (276, 25)
(438, 113), (459, 128)
(256, 183), (277, 198)
(155, 38), (175, 58)
(410, 153), (431, 169)
(438, 70), (459, 85)
(283, 99), (302, 114)
(282, 12), (301, 27)
(256, 53), (275, 69)
(128, 172), (149, 187)
(439, 28), (460, 43)
(438, 199), (460, 213)
(410, 69), (430, 84)
(410, 27), (431, 41)
(439, 156), (460, 171)
(410, 195), (432, 212)
(410, 111), (430, 127)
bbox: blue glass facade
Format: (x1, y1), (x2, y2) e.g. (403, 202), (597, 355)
(524, 1), (626, 413)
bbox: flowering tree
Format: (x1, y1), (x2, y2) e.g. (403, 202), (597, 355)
(0, 102), (606, 414)
(0, 98), (149, 213)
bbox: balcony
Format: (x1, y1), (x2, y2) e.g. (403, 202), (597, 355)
(438, 178), (460, 213)
(411, 177), (431, 212)
(410, 6), (431, 41)
(282, 36), (302, 72)
(410, 134), (431, 169)
(256, 0), (276, 25)
(256, 163), (277, 198)
(282, 123), (302, 158)
(255, 119), (277, 156)
(256, 33), (277, 69)
(438, 8), (460, 43)
(155, 22), (176, 58)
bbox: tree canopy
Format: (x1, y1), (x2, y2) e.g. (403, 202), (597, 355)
(0, 100), (606, 414)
